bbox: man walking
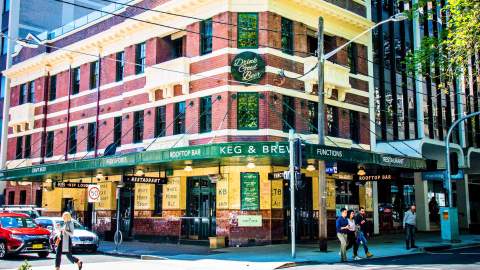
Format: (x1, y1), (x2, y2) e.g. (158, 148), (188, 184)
(355, 207), (373, 258)
(403, 204), (418, 250)
(336, 208), (350, 262)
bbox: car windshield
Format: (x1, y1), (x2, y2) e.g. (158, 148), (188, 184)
(56, 220), (85, 230)
(0, 216), (37, 228)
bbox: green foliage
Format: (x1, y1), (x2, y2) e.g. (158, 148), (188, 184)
(18, 260), (32, 270)
(406, 0), (480, 84)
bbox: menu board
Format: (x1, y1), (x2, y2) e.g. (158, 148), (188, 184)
(241, 172), (260, 210)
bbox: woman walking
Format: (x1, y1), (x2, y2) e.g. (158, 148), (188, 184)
(55, 212), (83, 270)
(346, 210), (361, 260)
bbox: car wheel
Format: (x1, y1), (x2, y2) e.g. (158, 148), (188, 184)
(38, 251), (49, 258)
(0, 242), (6, 259)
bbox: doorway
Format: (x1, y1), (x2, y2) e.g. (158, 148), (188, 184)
(119, 183), (135, 239)
(183, 177), (216, 240)
(283, 175), (316, 241)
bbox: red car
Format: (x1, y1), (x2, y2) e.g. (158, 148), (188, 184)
(0, 212), (51, 258)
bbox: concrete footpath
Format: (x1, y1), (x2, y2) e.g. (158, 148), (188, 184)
(98, 232), (480, 266)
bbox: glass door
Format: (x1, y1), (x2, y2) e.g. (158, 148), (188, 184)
(184, 177), (216, 240)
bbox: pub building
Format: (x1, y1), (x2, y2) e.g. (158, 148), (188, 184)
(0, 0), (426, 246)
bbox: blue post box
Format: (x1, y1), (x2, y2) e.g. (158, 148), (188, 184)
(440, 207), (460, 242)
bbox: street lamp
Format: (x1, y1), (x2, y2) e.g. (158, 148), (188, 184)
(316, 12), (408, 252)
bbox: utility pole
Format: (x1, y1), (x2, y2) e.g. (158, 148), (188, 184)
(317, 17), (328, 252)
(289, 129), (296, 258)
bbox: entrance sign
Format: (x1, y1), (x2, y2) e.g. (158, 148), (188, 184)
(123, 175), (167, 184)
(237, 215), (262, 227)
(231, 52), (266, 84)
(241, 172), (260, 210)
(88, 185), (101, 203)
(54, 182), (90, 188)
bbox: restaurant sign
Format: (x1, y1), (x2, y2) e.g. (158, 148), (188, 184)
(123, 176), (168, 185)
(231, 51), (266, 84)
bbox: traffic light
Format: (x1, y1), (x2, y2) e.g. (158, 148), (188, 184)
(293, 138), (307, 171)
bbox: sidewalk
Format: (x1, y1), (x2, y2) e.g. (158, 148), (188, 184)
(99, 232), (480, 265)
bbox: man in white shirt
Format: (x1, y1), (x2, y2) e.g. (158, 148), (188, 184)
(403, 204), (418, 250)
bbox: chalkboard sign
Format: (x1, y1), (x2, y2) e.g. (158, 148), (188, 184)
(241, 172), (259, 210)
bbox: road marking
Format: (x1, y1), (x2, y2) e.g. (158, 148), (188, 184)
(459, 252), (480, 255)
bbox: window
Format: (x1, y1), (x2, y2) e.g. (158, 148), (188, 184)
(135, 42), (146, 75)
(113, 116), (122, 146)
(87, 122), (96, 151)
(15, 136), (23, 159)
(3, 0), (10, 13)
(27, 81), (35, 103)
(49, 75), (57, 101)
(1, 29), (7, 55)
(200, 19), (213, 55)
(347, 43), (358, 74)
(116, 51), (124, 82)
(19, 190), (26, 205)
(237, 93), (259, 129)
(336, 180), (359, 205)
(68, 126), (77, 154)
(72, 67), (80, 95)
(24, 134), (31, 158)
(19, 83), (27, 105)
(8, 191), (14, 205)
(154, 106), (166, 137)
(349, 110), (360, 143)
(133, 110), (144, 143)
(172, 38), (184, 58)
(154, 185), (163, 216)
(200, 96), (212, 133)
(238, 13), (258, 48)
(307, 101), (318, 134)
(46, 131), (54, 158)
(282, 95), (295, 132)
(326, 105), (339, 137)
(89, 61), (99, 89)
(307, 34), (318, 56)
(174, 102), (186, 135)
(281, 18), (293, 54)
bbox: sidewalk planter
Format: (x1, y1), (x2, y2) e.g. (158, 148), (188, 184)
(209, 236), (226, 249)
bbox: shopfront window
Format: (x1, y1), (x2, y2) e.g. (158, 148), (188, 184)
(238, 13), (258, 48)
(335, 180), (359, 205)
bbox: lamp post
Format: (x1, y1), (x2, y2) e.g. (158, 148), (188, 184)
(443, 111), (480, 241)
(317, 12), (407, 251)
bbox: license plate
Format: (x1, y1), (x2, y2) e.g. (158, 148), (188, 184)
(32, 244), (43, 249)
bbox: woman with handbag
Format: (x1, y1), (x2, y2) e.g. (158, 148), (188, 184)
(345, 210), (361, 260)
(55, 212), (83, 270)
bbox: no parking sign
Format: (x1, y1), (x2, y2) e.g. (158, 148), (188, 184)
(88, 185), (101, 203)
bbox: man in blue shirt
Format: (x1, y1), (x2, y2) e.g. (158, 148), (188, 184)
(336, 208), (350, 262)
(403, 204), (418, 249)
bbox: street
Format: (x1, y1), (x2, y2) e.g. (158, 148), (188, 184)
(293, 246), (480, 270)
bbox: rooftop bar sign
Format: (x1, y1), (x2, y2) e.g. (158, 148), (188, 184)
(231, 51), (266, 84)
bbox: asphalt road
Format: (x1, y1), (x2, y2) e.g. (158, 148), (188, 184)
(0, 252), (137, 269)
(293, 246), (480, 270)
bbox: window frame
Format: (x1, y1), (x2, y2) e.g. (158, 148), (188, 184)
(282, 95), (296, 132)
(307, 101), (318, 134)
(135, 43), (146, 75)
(24, 134), (31, 159)
(68, 126), (78, 154)
(237, 92), (259, 130)
(154, 106), (166, 138)
(89, 61), (99, 90)
(174, 101), (186, 135)
(27, 81), (35, 103)
(49, 75), (57, 101)
(15, 136), (23, 159)
(200, 19), (213, 55)
(72, 67), (80, 95)
(281, 17), (294, 55)
(327, 105), (339, 137)
(349, 110), (360, 143)
(237, 13), (259, 49)
(347, 43), (358, 74)
(87, 122), (96, 152)
(133, 110), (144, 143)
(200, 96), (212, 133)
(19, 83), (26, 105)
(113, 116), (122, 146)
(116, 51), (125, 82)
(153, 185), (163, 216)
(46, 131), (54, 158)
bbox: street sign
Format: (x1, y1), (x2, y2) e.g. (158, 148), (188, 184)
(122, 175), (168, 184)
(87, 185), (101, 203)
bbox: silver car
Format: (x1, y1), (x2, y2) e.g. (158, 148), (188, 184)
(35, 217), (99, 253)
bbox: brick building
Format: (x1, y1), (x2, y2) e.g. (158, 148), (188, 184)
(0, 0), (425, 246)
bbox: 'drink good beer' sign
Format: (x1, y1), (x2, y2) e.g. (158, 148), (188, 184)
(231, 52), (266, 84)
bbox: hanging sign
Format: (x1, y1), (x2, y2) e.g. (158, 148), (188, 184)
(123, 175), (167, 184)
(87, 185), (101, 203)
(231, 52), (266, 84)
(54, 182), (90, 188)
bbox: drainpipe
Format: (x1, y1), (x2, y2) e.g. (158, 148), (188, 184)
(94, 54), (102, 158)
(65, 65), (73, 161)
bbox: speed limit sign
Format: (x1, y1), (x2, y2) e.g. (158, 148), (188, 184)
(88, 185), (101, 203)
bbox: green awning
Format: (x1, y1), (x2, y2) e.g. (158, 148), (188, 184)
(0, 142), (426, 181)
